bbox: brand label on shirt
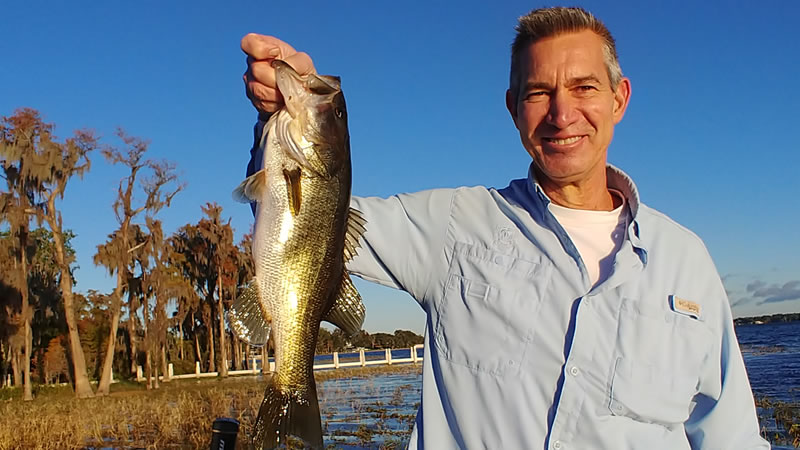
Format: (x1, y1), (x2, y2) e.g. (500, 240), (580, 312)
(669, 295), (701, 319)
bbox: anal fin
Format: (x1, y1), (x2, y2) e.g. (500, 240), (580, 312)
(228, 280), (271, 346)
(323, 272), (365, 337)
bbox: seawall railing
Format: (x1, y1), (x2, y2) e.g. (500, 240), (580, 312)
(136, 344), (425, 382)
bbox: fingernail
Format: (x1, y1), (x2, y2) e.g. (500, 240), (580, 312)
(268, 48), (280, 57)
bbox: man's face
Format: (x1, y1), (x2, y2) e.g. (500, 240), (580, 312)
(506, 30), (630, 186)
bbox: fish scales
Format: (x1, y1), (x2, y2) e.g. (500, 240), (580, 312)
(257, 112), (349, 397)
(230, 59), (366, 449)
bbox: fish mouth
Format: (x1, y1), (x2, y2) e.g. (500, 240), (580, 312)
(272, 60), (338, 118)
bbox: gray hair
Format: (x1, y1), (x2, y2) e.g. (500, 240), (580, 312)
(509, 7), (623, 100)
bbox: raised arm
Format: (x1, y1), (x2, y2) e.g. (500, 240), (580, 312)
(240, 34), (451, 305)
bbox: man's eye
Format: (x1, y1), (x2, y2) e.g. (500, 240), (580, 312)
(577, 85), (596, 92)
(526, 91), (547, 99)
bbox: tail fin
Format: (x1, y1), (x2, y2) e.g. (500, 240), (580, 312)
(252, 374), (322, 449)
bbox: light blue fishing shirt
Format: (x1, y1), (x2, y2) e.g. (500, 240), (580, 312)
(246, 119), (767, 449)
(346, 165), (769, 450)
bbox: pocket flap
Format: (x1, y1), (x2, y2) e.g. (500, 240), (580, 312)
(609, 357), (698, 426)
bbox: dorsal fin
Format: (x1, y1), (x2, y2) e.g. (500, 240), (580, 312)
(323, 272), (365, 337)
(343, 207), (367, 263)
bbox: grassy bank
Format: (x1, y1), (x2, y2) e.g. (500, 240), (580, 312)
(0, 364), (421, 449)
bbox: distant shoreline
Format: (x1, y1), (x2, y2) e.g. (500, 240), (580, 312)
(734, 312), (800, 325)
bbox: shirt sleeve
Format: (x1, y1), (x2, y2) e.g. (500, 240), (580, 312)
(684, 252), (770, 449)
(248, 120), (453, 306)
(347, 190), (453, 306)
(246, 119), (268, 215)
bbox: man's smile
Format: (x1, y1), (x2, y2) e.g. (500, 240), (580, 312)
(542, 135), (586, 146)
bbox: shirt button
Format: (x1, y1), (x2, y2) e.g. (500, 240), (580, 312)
(569, 366), (580, 376)
(552, 440), (562, 449)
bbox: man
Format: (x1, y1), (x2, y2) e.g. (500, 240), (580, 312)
(242, 7), (769, 449)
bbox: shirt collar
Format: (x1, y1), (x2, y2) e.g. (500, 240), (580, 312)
(524, 163), (648, 262)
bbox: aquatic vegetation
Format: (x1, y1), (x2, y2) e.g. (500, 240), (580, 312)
(0, 365), (420, 449)
(756, 394), (800, 447)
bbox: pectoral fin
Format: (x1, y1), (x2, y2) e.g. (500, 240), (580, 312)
(283, 168), (302, 216)
(228, 280), (271, 346)
(323, 272), (365, 337)
(343, 207), (367, 263)
(232, 170), (267, 203)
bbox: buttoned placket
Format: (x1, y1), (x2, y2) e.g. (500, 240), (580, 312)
(544, 234), (645, 450)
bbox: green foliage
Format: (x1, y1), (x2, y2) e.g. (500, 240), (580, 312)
(735, 313), (800, 325)
(316, 328), (423, 354)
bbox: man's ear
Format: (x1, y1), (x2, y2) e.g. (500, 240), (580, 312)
(612, 77), (631, 124)
(506, 89), (517, 121)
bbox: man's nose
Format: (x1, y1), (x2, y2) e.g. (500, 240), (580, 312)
(546, 89), (579, 128)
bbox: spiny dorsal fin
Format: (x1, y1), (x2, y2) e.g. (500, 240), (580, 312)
(343, 207), (367, 263)
(283, 168), (302, 216)
(323, 272), (365, 337)
(228, 280), (271, 346)
(232, 169), (268, 203)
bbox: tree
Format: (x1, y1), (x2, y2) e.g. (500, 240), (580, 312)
(197, 203), (236, 378)
(172, 223), (216, 372)
(171, 203), (237, 376)
(92, 131), (181, 396)
(232, 233), (254, 370)
(29, 228), (73, 387)
(0, 110), (43, 400)
(0, 230), (32, 400)
(0, 108), (98, 398)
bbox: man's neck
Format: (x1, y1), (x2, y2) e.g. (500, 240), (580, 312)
(536, 167), (618, 211)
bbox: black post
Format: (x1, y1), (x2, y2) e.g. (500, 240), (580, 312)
(210, 417), (240, 450)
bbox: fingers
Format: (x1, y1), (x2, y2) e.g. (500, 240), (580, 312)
(244, 74), (282, 113)
(249, 57), (278, 88)
(240, 34), (316, 74)
(241, 33), (291, 60)
(281, 52), (315, 76)
(241, 33), (317, 114)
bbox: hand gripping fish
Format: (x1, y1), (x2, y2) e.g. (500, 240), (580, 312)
(230, 60), (367, 449)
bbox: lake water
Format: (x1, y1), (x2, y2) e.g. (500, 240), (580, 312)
(737, 321), (800, 403)
(315, 321), (800, 448)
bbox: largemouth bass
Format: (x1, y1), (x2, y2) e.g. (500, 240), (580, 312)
(230, 60), (366, 449)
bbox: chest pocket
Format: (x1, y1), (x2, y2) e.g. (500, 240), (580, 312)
(609, 298), (712, 427)
(433, 242), (551, 375)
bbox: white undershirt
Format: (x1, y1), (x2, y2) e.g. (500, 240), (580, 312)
(548, 190), (629, 287)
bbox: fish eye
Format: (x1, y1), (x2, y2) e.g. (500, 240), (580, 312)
(335, 108), (344, 119)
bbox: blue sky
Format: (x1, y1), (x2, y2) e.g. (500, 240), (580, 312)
(2, 1), (798, 334)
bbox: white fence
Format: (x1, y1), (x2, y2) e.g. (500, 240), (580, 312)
(136, 344), (424, 382)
